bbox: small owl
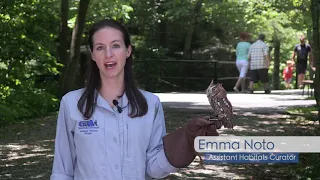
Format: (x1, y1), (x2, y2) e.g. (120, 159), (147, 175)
(206, 79), (234, 129)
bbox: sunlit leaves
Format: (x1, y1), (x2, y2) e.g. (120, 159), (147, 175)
(0, 85), (10, 99)
(68, 16), (77, 28)
(293, 0), (303, 6)
(0, 0), (60, 93)
(15, 79), (21, 86)
(0, 62), (7, 70)
(0, 14), (11, 21)
(86, 0), (133, 23)
(119, 5), (134, 21)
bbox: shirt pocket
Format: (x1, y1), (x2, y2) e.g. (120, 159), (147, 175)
(123, 121), (146, 179)
(124, 117), (151, 158)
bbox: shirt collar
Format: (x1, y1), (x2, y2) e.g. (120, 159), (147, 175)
(95, 90), (129, 110)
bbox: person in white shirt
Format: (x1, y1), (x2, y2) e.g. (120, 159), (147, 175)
(50, 19), (179, 180)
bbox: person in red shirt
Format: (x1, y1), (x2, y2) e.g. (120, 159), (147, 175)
(283, 60), (295, 89)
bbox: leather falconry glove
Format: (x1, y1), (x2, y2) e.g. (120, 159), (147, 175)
(163, 79), (234, 168)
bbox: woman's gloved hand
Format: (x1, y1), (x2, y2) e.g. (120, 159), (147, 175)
(162, 116), (219, 168)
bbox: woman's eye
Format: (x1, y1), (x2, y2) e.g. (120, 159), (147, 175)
(96, 46), (104, 50)
(113, 44), (120, 48)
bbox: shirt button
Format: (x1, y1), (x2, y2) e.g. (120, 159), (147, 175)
(113, 137), (117, 143)
(114, 164), (118, 169)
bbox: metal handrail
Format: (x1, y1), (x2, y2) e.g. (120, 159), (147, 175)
(134, 58), (237, 82)
(135, 58), (235, 64)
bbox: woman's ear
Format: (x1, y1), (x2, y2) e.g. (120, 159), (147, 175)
(126, 45), (132, 58)
(90, 50), (96, 61)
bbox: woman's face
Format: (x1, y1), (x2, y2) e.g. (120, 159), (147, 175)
(90, 27), (132, 80)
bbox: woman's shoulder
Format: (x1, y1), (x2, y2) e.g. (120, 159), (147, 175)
(237, 41), (251, 46)
(244, 42), (251, 46)
(138, 89), (161, 104)
(61, 88), (85, 103)
(58, 88), (85, 118)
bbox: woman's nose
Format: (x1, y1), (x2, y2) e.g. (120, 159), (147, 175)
(105, 47), (113, 57)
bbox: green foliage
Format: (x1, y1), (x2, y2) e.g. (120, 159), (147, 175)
(0, 88), (59, 124)
(287, 106), (317, 114)
(0, 0), (60, 124)
(0, 0), (60, 88)
(285, 105), (320, 179)
(86, 0), (133, 24)
(289, 152), (320, 179)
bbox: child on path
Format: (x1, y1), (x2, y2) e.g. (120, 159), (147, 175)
(283, 60), (294, 89)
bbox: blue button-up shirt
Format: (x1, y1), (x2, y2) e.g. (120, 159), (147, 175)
(50, 89), (178, 180)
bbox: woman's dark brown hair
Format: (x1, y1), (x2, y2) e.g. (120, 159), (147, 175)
(240, 32), (250, 41)
(78, 19), (148, 119)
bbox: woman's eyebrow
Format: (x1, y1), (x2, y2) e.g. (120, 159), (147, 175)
(111, 40), (121, 43)
(94, 40), (121, 46)
(94, 43), (104, 47)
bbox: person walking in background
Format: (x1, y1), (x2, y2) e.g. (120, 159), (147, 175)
(247, 34), (271, 94)
(291, 35), (315, 89)
(233, 32), (251, 93)
(282, 60), (295, 89)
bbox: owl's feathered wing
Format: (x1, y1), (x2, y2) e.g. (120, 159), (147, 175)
(206, 80), (234, 129)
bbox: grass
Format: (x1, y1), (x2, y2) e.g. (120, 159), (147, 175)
(287, 106), (317, 114)
(304, 96), (316, 100)
(0, 106), (320, 180)
(286, 105), (319, 123)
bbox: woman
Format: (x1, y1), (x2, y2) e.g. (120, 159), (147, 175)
(50, 19), (179, 180)
(233, 32), (251, 93)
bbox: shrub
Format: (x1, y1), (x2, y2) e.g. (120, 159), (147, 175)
(0, 88), (59, 124)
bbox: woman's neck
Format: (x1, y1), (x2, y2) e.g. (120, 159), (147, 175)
(99, 77), (125, 106)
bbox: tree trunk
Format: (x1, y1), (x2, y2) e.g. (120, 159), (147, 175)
(273, 39), (280, 90)
(158, 20), (167, 47)
(183, 0), (203, 59)
(157, 0), (167, 47)
(57, 0), (69, 98)
(311, 0), (320, 122)
(58, 0), (69, 65)
(61, 0), (90, 96)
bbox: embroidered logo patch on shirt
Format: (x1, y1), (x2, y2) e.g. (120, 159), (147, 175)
(78, 120), (99, 135)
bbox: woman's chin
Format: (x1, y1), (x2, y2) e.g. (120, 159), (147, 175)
(101, 71), (124, 80)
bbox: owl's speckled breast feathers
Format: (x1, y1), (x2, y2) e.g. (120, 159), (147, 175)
(206, 80), (234, 129)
